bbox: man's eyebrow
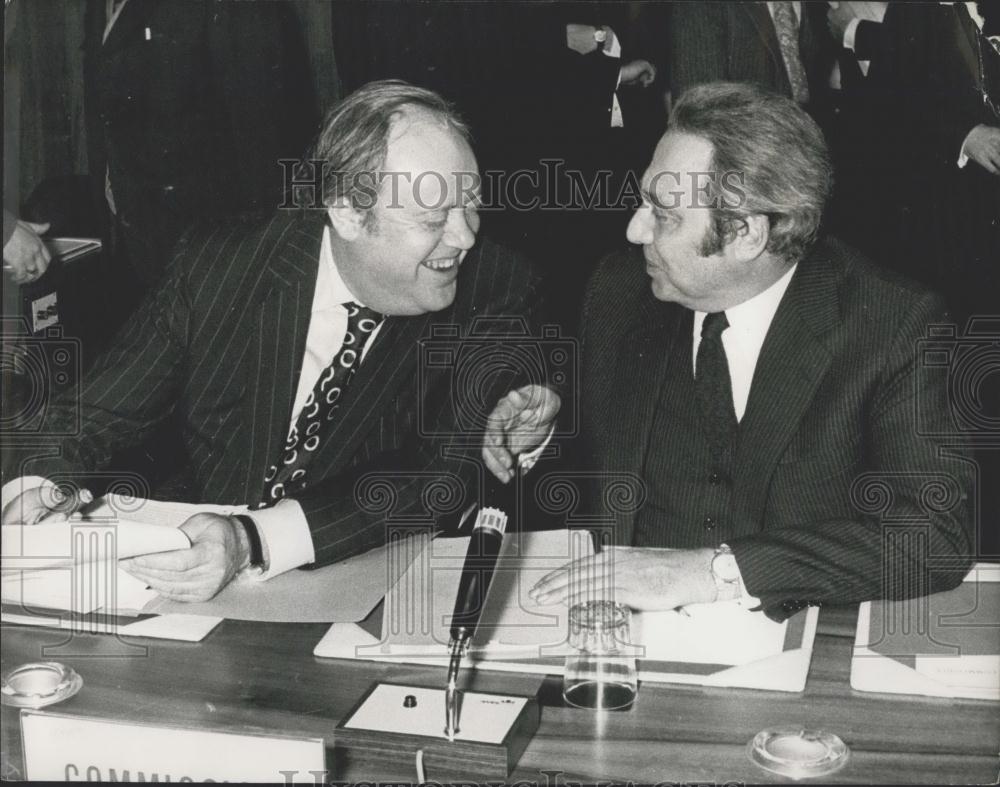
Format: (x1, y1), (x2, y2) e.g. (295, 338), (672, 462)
(642, 188), (676, 212)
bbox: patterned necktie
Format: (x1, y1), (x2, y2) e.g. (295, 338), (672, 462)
(771, 1), (810, 105)
(695, 312), (739, 455)
(260, 302), (384, 506)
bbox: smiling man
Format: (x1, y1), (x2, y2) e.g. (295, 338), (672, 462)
(2, 81), (550, 602)
(524, 82), (974, 620)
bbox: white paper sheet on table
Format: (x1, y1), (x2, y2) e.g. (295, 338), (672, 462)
(0, 610), (222, 642)
(851, 562), (1000, 701)
(2, 493), (425, 624)
(314, 529), (819, 692)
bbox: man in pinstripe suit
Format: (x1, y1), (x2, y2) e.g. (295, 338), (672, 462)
(2, 82), (556, 603)
(519, 83), (974, 621)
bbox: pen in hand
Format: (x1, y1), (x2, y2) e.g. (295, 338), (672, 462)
(36, 487), (94, 524)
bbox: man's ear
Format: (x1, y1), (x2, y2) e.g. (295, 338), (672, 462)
(327, 202), (365, 241)
(730, 213), (769, 261)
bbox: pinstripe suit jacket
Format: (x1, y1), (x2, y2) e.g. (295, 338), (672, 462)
(579, 238), (975, 618)
(11, 210), (542, 566)
(669, 2), (835, 121)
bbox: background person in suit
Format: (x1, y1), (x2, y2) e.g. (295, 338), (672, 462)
(829, 1), (999, 318)
(489, 83), (974, 621)
(2, 82), (554, 603)
(84, 0), (318, 294)
(669, 1), (836, 125)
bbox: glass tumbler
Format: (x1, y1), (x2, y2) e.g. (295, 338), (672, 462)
(562, 600), (638, 710)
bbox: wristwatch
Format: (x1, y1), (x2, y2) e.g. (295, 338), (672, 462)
(593, 26), (607, 51)
(710, 544), (741, 601)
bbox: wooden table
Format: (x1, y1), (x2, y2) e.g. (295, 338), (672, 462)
(2, 607), (997, 784)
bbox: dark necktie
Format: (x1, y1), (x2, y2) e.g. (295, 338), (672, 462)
(695, 312), (738, 455)
(772, 1), (810, 104)
(261, 302), (384, 506)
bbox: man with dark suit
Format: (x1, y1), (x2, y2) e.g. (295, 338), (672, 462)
(2, 82), (554, 603)
(829, 1), (999, 317)
(670, 2), (836, 124)
(84, 0), (317, 290)
(493, 83), (974, 620)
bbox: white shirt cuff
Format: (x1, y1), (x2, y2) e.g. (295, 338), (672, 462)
(958, 129), (974, 167)
(1, 476), (54, 515)
(517, 423), (556, 473)
(245, 498), (315, 580)
(721, 544), (761, 608)
(602, 28), (621, 59)
(843, 16), (862, 51)
(735, 567), (763, 609)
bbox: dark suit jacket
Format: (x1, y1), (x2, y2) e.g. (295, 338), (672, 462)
(7, 210), (543, 566)
(669, 1), (835, 122)
(83, 0), (317, 274)
(578, 237), (974, 619)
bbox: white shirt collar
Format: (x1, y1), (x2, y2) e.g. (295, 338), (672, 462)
(722, 262), (797, 340)
(315, 225), (366, 312)
(691, 263), (797, 422)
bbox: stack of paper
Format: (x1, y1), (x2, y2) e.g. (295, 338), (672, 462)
(2, 514), (191, 614)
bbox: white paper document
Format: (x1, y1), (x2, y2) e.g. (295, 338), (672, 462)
(2, 496), (195, 614)
(851, 563), (1000, 701)
(314, 529), (819, 691)
(3, 493), (422, 625)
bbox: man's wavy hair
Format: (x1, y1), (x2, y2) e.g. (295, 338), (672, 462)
(670, 82), (833, 264)
(299, 80), (470, 224)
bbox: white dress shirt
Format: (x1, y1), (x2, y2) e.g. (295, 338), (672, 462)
(692, 263), (798, 422)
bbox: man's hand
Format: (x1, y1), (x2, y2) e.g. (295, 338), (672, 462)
(3, 220), (51, 284)
(826, 3), (858, 43)
(963, 124), (1000, 175)
(483, 384), (560, 483)
(528, 546), (718, 610)
(619, 59), (656, 87)
(120, 513), (250, 602)
(566, 23), (600, 55)
(1, 484), (92, 525)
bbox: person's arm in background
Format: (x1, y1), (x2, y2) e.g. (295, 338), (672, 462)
(931, 4), (1000, 174)
(3, 208), (51, 284)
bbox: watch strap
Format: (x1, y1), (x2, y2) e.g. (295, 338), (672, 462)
(234, 514), (264, 569)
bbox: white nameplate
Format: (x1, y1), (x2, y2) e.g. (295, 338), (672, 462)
(21, 710), (325, 783)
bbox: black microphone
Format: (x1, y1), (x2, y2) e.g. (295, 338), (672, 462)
(445, 478), (513, 740)
(448, 505), (509, 643)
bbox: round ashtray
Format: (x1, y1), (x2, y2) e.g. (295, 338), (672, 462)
(747, 727), (849, 780)
(1, 662), (83, 708)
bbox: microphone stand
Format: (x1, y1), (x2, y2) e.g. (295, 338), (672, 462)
(445, 638), (466, 741)
(442, 472), (515, 741)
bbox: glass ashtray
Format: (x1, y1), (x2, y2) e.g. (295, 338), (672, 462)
(747, 727), (849, 779)
(1, 662), (83, 708)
